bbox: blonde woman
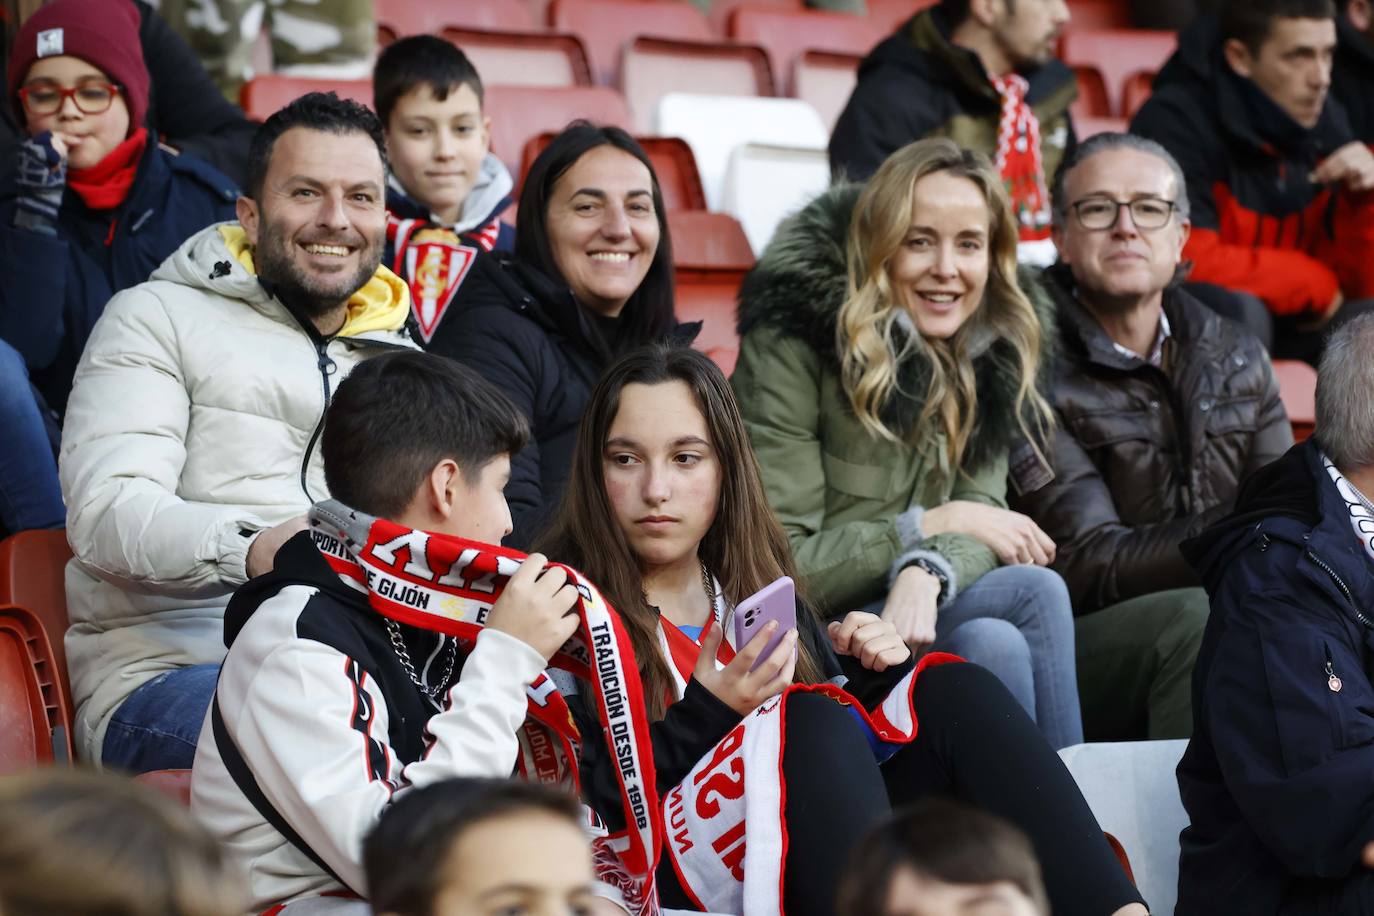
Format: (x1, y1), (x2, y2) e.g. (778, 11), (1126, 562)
(732, 138), (1081, 748)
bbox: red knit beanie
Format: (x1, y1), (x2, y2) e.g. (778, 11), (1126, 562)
(8, 0), (149, 135)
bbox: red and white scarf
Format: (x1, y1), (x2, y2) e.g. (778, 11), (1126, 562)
(308, 500), (662, 914)
(655, 583), (963, 914)
(990, 74), (1052, 243)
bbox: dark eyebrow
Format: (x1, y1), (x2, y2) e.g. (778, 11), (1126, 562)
(281, 176), (382, 195)
(605, 435), (710, 449)
(570, 187), (654, 200)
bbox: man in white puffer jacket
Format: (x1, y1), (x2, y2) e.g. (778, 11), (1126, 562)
(59, 92), (417, 771)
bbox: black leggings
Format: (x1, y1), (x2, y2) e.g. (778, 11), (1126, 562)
(657, 664), (1144, 916)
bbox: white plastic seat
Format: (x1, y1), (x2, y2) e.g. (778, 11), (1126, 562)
(721, 143), (830, 254)
(1058, 739), (1190, 916)
(653, 92), (828, 213)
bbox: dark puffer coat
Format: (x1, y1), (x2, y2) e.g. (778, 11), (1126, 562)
(1011, 266), (1291, 614)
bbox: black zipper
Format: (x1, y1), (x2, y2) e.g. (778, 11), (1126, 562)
(1306, 548), (1374, 630)
(300, 339), (336, 501)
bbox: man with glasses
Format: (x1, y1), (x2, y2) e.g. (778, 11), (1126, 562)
(1011, 133), (1293, 741)
(0, 0), (236, 538)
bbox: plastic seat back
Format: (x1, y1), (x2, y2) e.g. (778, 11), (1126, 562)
(793, 49), (862, 132)
(0, 530), (73, 710)
(654, 92), (828, 210)
(670, 211), (755, 273)
(1075, 115), (1128, 139)
(1273, 359), (1317, 442)
(519, 133), (707, 211)
(622, 37), (775, 133)
(1058, 740), (1189, 915)
(1065, 0), (1133, 31)
(444, 28), (593, 87)
(1122, 70), (1154, 119)
(375, 0), (537, 44)
(867, 0), (938, 33)
(729, 5), (885, 94)
(1061, 29), (1176, 118)
(676, 272), (746, 376)
(486, 85), (634, 177)
(240, 76), (373, 121)
(550, 0), (714, 85)
(708, 0), (800, 35)
(0, 605), (72, 771)
(721, 142), (830, 253)
(1072, 65), (1112, 119)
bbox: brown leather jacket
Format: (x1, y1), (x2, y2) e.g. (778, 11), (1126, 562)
(1012, 267), (1292, 615)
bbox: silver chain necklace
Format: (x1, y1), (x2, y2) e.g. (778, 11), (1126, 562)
(646, 561), (726, 635)
(386, 618), (458, 700)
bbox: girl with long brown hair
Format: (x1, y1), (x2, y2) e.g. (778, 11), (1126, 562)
(538, 344), (1146, 916)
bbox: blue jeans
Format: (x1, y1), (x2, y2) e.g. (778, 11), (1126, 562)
(872, 565), (1083, 749)
(932, 565), (1082, 749)
(101, 664), (220, 773)
(0, 338), (63, 534)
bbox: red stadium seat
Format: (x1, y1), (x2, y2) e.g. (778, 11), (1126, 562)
(622, 37), (775, 133)
(670, 211), (754, 271)
(708, 0), (800, 35)
(136, 769), (194, 805)
(794, 50), (862, 131)
(1066, 0), (1133, 31)
(375, 0), (536, 44)
(1072, 65), (1112, 119)
(443, 28), (593, 87)
(1273, 359), (1317, 442)
(239, 76), (372, 121)
(1121, 70), (1154, 119)
(672, 211), (754, 375)
(0, 604), (72, 771)
(549, 0), (714, 85)
(1060, 29), (1176, 118)
(485, 85), (634, 177)
(867, 0), (938, 33)
(519, 133), (708, 211)
(728, 5), (885, 94)
(1075, 115), (1128, 138)
(0, 530), (73, 712)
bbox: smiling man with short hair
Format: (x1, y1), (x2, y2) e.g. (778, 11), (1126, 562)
(1011, 132), (1293, 742)
(59, 91), (416, 772)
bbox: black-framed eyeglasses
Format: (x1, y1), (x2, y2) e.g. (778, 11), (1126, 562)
(18, 81), (122, 117)
(1068, 196), (1177, 230)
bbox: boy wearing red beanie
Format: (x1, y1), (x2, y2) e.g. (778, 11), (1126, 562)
(0, 0), (237, 537)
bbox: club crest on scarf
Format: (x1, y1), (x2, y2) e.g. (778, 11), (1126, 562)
(308, 499), (664, 915)
(387, 220), (479, 343)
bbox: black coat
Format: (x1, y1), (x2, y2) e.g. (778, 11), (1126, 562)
(828, 8), (1077, 183)
(0, 138), (237, 415)
(1175, 439), (1374, 914)
(428, 256), (695, 550)
(1334, 15), (1374, 145)
(1012, 268), (1291, 614)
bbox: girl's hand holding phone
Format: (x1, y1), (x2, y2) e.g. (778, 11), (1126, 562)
(693, 617), (798, 717)
(827, 612), (911, 672)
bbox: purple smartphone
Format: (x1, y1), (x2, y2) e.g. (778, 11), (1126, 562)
(732, 576), (797, 673)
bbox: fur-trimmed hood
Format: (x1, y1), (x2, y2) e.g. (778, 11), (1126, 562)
(735, 183), (1056, 475)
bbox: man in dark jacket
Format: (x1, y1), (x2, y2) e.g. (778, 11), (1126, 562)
(1014, 133), (1292, 740)
(1174, 314), (1374, 915)
(828, 0), (1075, 263)
(1131, 0), (1374, 362)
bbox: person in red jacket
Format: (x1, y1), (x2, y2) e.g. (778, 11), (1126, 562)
(1131, 0), (1374, 363)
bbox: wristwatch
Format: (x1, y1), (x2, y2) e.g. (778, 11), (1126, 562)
(904, 557), (949, 603)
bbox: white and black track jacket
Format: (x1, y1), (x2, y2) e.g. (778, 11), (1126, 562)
(190, 532), (546, 914)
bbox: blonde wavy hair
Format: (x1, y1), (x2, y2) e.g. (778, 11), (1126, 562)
(838, 138), (1052, 466)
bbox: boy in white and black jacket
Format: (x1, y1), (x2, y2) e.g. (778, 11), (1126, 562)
(190, 352), (581, 914)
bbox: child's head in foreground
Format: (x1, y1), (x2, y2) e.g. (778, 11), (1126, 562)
(838, 798), (1050, 916)
(0, 767), (242, 916)
(364, 778), (595, 916)
(322, 350), (528, 544)
(373, 35), (491, 224)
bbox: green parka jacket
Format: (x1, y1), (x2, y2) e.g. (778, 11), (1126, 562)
(731, 184), (1054, 614)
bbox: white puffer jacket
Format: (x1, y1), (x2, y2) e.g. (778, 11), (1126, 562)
(59, 222), (416, 763)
